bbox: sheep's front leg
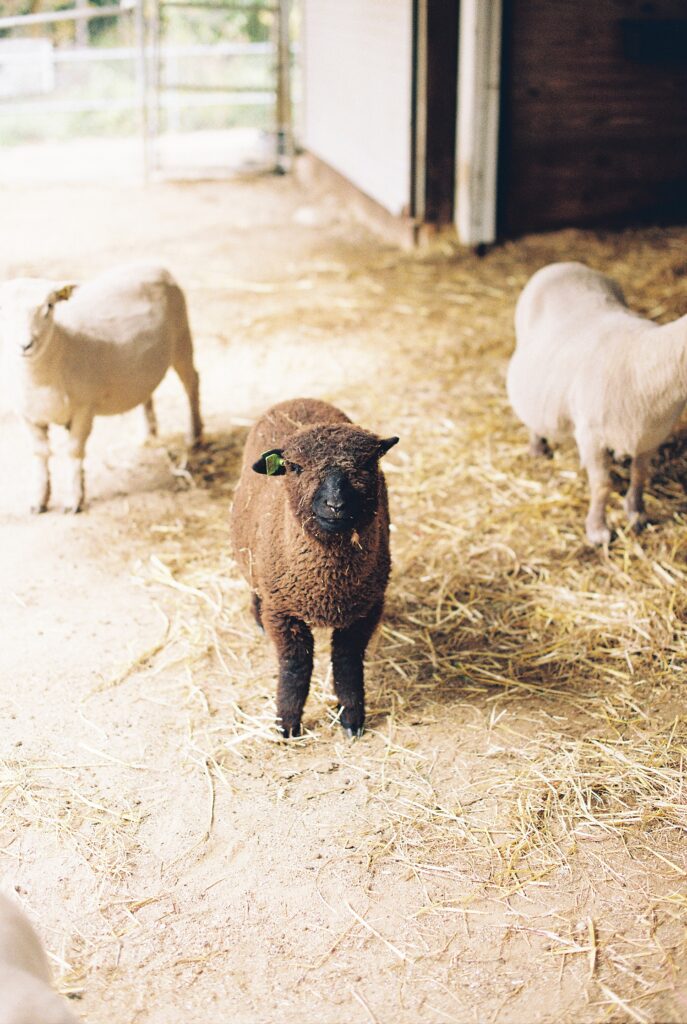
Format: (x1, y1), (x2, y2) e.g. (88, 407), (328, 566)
(624, 449), (654, 532)
(141, 398), (158, 442)
(576, 435), (612, 545)
(331, 600), (384, 739)
(251, 592), (264, 632)
(25, 420), (51, 513)
(65, 408), (94, 513)
(263, 611), (314, 738)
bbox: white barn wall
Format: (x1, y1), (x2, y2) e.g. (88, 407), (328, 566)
(302, 0), (413, 217)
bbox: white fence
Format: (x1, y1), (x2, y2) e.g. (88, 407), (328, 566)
(0, 42), (275, 119)
(0, 1), (294, 179)
(0, 40), (55, 98)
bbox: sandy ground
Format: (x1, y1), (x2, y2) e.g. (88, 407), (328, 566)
(0, 130), (277, 185)
(1, 178), (686, 1024)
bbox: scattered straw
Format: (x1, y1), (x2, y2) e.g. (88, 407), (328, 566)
(6, 219), (687, 1021)
(344, 900), (408, 962)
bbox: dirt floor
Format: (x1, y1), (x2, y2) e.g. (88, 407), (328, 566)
(1, 177), (686, 1024)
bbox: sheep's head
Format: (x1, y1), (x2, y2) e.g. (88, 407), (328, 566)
(0, 279), (76, 360)
(253, 424), (399, 540)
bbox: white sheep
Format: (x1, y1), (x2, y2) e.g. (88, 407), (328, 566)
(507, 261), (687, 544)
(1, 264), (202, 513)
(0, 891), (78, 1024)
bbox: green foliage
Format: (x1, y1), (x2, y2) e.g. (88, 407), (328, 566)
(87, 0), (123, 44)
(0, 43), (275, 144)
(0, 2), (297, 143)
(1, 1), (276, 45)
(160, 6), (274, 46)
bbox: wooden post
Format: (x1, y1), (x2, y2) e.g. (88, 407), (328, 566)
(455, 0), (502, 245)
(411, 0), (427, 222)
(75, 0), (89, 45)
(275, 0), (292, 173)
(135, 0), (150, 182)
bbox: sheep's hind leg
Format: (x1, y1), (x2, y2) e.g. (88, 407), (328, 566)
(172, 344), (203, 448)
(624, 449), (654, 532)
(65, 408), (94, 513)
(264, 611), (314, 738)
(25, 420), (51, 513)
(577, 435), (612, 545)
(528, 431), (552, 458)
(331, 600), (384, 739)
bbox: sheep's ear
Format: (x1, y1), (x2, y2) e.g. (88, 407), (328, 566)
(377, 436), (399, 458)
(53, 283), (77, 303)
(252, 449), (286, 476)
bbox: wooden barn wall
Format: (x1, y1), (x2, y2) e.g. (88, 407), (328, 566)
(499, 0), (687, 235)
(302, 0), (413, 217)
(423, 0), (459, 225)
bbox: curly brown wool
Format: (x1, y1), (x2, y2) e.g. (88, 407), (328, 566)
(230, 398), (398, 738)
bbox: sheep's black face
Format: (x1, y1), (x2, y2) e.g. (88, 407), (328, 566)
(253, 425), (399, 541)
(312, 468), (364, 533)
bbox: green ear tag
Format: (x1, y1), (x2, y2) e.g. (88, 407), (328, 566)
(264, 452), (285, 476)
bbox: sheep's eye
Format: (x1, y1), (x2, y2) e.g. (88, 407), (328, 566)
(288, 462), (303, 475)
(45, 302), (54, 315)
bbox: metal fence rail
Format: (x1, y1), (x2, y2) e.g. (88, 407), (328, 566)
(0, 0), (293, 180)
(48, 41), (273, 60)
(0, 43), (276, 113)
(0, 3), (133, 30)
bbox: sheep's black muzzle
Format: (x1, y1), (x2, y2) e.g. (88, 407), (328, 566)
(312, 469), (363, 534)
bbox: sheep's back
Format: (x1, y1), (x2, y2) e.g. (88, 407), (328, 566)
(514, 262), (627, 348)
(508, 263), (635, 440)
(56, 265), (181, 414)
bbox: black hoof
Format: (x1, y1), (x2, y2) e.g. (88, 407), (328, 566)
(280, 723), (302, 739)
(30, 504), (48, 515)
(339, 706), (364, 739)
(628, 514), (649, 535)
(528, 436), (552, 459)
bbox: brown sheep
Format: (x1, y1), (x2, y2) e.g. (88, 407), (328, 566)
(230, 398), (399, 738)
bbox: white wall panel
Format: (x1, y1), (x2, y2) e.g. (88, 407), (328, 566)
(303, 0), (413, 216)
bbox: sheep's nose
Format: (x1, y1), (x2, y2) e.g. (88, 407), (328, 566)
(326, 496), (345, 512)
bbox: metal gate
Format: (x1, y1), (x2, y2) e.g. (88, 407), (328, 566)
(0, 0), (293, 182)
(144, 0), (293, 177)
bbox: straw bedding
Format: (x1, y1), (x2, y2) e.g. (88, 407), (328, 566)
(1, 188), (686, 1021)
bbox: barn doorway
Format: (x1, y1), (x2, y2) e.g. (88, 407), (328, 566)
(411, 0), (459, 231)
(498, 0), (687, 236)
